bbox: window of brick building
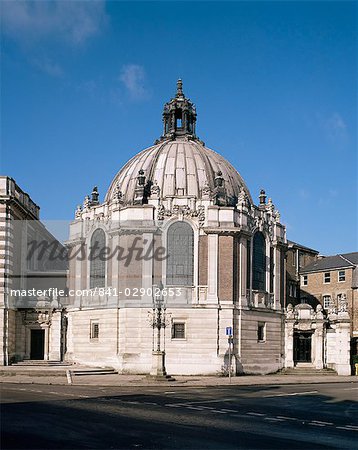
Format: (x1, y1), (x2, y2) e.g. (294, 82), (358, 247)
(302, 275), (308, 286)
(172, 322), (185, 339)
(324, 272), (330, 283)
(338, 270), (345, 282)
(323, 295), (331, 309)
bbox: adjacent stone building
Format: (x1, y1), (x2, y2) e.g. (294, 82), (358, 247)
(0, 176), (67, 365)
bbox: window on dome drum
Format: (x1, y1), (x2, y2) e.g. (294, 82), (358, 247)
(324, 272), (331, 283)
(172, 322), (185, 339)
(252, 232), (266, 291)
(338, 270), (345, 282)
(257, 322), (266, 342)
(166, 222), (194, 286)
(89, 229), (106, 289)
(323, 295), (331, 309)
(246, 239), (251, 289)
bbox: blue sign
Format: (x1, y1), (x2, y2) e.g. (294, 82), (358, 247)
(225, 327), (233, 336)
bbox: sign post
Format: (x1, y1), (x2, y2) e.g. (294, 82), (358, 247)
(225, 327), (233, 383)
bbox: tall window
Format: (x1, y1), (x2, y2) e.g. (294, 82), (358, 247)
(323, 295), (331, 309)
(252, 232), (266, 291)
(338, 270), (345, 282)
(90, 229), (106, 289)
(167, 222), (194, 286)
(324, 272), (331, 283)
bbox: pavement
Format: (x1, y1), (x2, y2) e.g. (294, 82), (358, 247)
(0, 370), (356, 387)
(1, 381), (357, 449)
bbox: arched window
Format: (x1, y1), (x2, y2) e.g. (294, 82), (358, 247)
(252, 232), (266, 291)
(89, 229), (106, 289)
(167, 222), (194, 286)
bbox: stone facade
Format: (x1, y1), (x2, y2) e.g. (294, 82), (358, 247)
(64, 81), (287, 375)
(1, 82), (354, 376)
(0, 176), (67, 365)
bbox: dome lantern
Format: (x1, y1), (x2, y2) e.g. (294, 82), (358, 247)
(162, 79), (197, 140)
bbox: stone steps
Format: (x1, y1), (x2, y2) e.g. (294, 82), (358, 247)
(280, 368), (337, 376)
(12, 360), (69, 366)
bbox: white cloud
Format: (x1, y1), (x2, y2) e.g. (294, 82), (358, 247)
(32, 57), (64, 77)
(1, 0), (108, 46)
(319, 112), (348, 142)
(119, 64), (150, 100)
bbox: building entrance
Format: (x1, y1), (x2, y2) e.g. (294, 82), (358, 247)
(293, 332), (312, 363)
(30, 329), (45, 360)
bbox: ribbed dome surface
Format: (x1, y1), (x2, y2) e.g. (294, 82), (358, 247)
(106, 137), (252, 206)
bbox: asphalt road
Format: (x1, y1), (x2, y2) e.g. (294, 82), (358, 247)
(1, 382), (357, 449)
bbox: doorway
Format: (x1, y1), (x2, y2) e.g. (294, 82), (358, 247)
(293, 332), (312, 363)
(30, 329), (45, 360)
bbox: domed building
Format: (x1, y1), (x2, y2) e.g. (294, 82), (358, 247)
(65, 80), (287, 375)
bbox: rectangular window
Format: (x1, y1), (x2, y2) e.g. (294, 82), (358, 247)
(323, 295), (331, 309)
(338, 270), (345, 282)
(324, 272), (330, 283)
(302, 275), (308, 286)
(172, 322), (185, 339)
(257, 322), (266, 342)
(90, 321), (99, 339)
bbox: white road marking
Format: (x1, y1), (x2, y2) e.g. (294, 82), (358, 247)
(276, 416), (299, 421)
(309, 422), (326, 427)
(170, 398), (233, 407)
(343, 387), (358, 391)
(263, 390), (318, 398)
(221, 409), (237, 412)
(164, 391), (176, 394)
(264, 417), (285, 422)
(336, 426), (358, 432)
(247, 412), (266, 417)
(311, 420), (333, 426)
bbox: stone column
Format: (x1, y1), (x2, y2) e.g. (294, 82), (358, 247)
(314, 321), (324, 369)
(44, 325), (50, 361)
(49, 311), (62, 361)
(334, 318), (351, 375)
(284, 320), (295, 368)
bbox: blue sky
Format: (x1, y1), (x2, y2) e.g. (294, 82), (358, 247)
(1, 1), (357, 254)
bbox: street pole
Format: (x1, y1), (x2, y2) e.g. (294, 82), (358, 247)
(228, 335), (232, 384)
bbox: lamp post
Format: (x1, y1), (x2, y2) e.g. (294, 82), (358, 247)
(147, 282), (171, 379)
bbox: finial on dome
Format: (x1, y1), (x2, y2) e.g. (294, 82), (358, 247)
(259, 189), (267, 205)
(176, 79), (183, 97)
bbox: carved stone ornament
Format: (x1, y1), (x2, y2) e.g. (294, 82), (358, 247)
(83, 195), (91, 210)
(286, 303), (295, 319)
(75, 204), (82, 218)
(150, 180), (160, 198)
(113, 182), (123, 203)
(157, 203), (205, 225)
(315, 304), (324, 319)
(237, 187), (248, 208)
(338, 293), (348, 313)
(201, 181), (212, 199)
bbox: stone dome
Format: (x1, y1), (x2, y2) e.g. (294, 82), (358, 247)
(105, 80), (252, 207)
